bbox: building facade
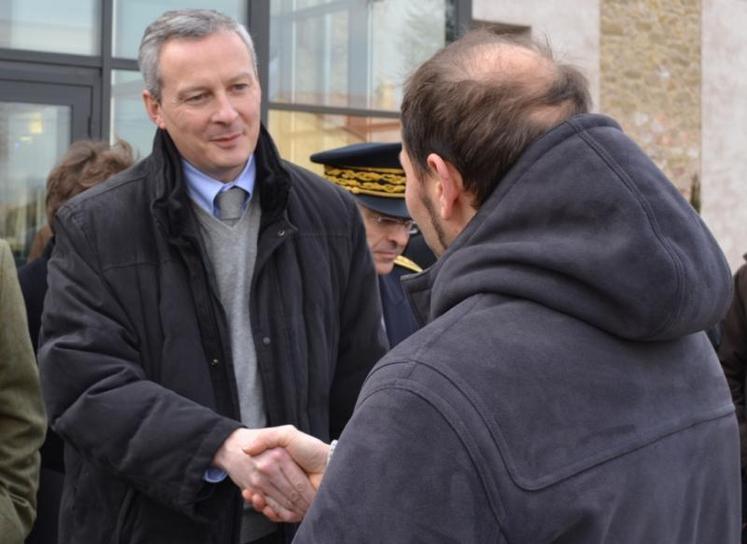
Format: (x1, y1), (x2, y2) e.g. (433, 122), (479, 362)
(0, 0), (469, 263)
(1, 0), (743, 271)
(475, 0), (746, 272)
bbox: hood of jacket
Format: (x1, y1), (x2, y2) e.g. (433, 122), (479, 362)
(405, 114), (731, 341)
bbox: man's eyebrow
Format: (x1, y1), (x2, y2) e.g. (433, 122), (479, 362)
(176, 85), (209, 99)
(174, 71), (256, 99)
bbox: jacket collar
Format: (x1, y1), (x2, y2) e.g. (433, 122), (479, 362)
(150, 124), (292, 243)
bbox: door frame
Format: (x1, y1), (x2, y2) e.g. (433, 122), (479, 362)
(0, 59), (100, 139)
(1, 80), (92, 141)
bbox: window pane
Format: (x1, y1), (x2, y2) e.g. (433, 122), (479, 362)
(0, 0), (99, 55)
(113, 0), (247, 59)
(371, 0), (448, 110)
(270, 0), (450, 111)
(268, 109), (400, 172)
(0, 102), (70, 265)
(111, 70), (154, 160)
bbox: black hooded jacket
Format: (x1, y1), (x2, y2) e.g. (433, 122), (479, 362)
(294, 114), (740, 543)
(38, 127), (387, 544)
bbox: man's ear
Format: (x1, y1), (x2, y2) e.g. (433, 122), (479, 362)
(142, 90), (166, 129)
(425, 153), (465, 221)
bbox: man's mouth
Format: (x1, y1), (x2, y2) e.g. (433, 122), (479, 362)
(211, 132), (243, 144)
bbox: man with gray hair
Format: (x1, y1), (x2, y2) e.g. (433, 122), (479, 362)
(38, 9), (386, 544)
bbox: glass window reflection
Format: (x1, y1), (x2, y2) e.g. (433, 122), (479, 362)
(0, 0), (99, 55)
(270, 0), (450, 111)
(0, 102), (70, 264)
(268, 109), (400, 172)
(113, 0), (246, 59)
(111, 70), (153, 160)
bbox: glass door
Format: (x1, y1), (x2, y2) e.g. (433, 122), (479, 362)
(0, 80), (91, 265)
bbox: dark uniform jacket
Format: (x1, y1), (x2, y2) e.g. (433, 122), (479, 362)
(294, 114), (740, 543)
(719, 255), (747, 467)
(378, 256), (421, 347)
(38, 127), (386, 544)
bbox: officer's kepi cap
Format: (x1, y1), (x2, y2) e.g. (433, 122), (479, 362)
(310, 142), (409, 219)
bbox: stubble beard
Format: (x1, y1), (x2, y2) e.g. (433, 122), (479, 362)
(421, 193), (449, 256)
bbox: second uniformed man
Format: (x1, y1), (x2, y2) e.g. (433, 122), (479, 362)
(311, 142), (421, 347)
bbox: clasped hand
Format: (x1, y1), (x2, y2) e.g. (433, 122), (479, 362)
(212, 426), (330, 522)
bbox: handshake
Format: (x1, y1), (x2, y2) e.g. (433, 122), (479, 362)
(211, 426), (331, 523)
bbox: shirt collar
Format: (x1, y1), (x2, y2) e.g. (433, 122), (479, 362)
(182, 156), (257, 217)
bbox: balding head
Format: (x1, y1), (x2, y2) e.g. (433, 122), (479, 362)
(401, 29), (590, 207)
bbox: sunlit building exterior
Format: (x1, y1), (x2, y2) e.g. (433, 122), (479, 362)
(1, 0), (744, 271)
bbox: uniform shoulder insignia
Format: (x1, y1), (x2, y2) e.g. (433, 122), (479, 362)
(394, 255), (423, 273)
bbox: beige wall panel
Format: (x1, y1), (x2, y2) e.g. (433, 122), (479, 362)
(702, 0), (747, 272)
(600, 0), (701, 203)
(472, 0), (601, 109)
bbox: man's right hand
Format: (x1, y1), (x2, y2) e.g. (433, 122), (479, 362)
(211, 428), (316, 522)
(241, 425), (330, 519)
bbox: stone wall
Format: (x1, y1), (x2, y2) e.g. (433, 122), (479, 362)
(600, 0), (701, 201)
(473, 0), (744, 271)
(701, 0), (747, 272)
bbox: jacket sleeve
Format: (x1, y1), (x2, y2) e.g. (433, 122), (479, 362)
(0, 242), (45, 543)
(294, 381), (505, 543)
(719, 263), (747, 468)
(38, 212), (241, 519)
(328, 207), (388, 437)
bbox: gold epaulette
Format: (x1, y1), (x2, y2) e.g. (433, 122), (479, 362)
(394, 255), (422, 273)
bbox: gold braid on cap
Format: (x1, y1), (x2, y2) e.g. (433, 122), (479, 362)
(324, 165), (406, 198)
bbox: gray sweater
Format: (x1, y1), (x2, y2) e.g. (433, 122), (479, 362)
(193, 197), (276, 542)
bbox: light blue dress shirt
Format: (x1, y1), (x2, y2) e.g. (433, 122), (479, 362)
(182, 156), (257, 483)
(182, 155), (257, 217)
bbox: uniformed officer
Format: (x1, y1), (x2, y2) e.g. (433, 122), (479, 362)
(310, 142), (422, 347)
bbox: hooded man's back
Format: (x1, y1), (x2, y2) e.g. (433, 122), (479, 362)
(293, 114), (740, 543)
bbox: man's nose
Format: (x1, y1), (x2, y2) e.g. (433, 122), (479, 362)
(212, 93), (239, 124)
(388, 226), (410, 249)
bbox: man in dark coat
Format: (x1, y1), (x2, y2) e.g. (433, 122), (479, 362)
(243, 30), (740, 543)
(719, 253), (747, 539)
(38, 9), (386, 544)
(403, 230), (436, 269)
(18, 139), (135, 544)
(310, 143), (421, 348)
(377, 256), (421, 347)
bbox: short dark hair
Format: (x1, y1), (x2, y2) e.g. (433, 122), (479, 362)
(46, 139), (135, 230)
(400, 29), (591, 207)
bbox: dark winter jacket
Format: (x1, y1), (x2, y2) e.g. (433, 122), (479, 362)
(294, 114), (740, 543)
(719, 255), (747, 468)
(38, 127), (386, 544)
(378, 259), (421, 348)
(17, 239), (53, 352)
(18, 239), (65, 475)
(18, 239), (65, 544)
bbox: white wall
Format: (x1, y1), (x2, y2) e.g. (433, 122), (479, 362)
(472, 0), (601, 110)
(701, 0), (747, 273)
